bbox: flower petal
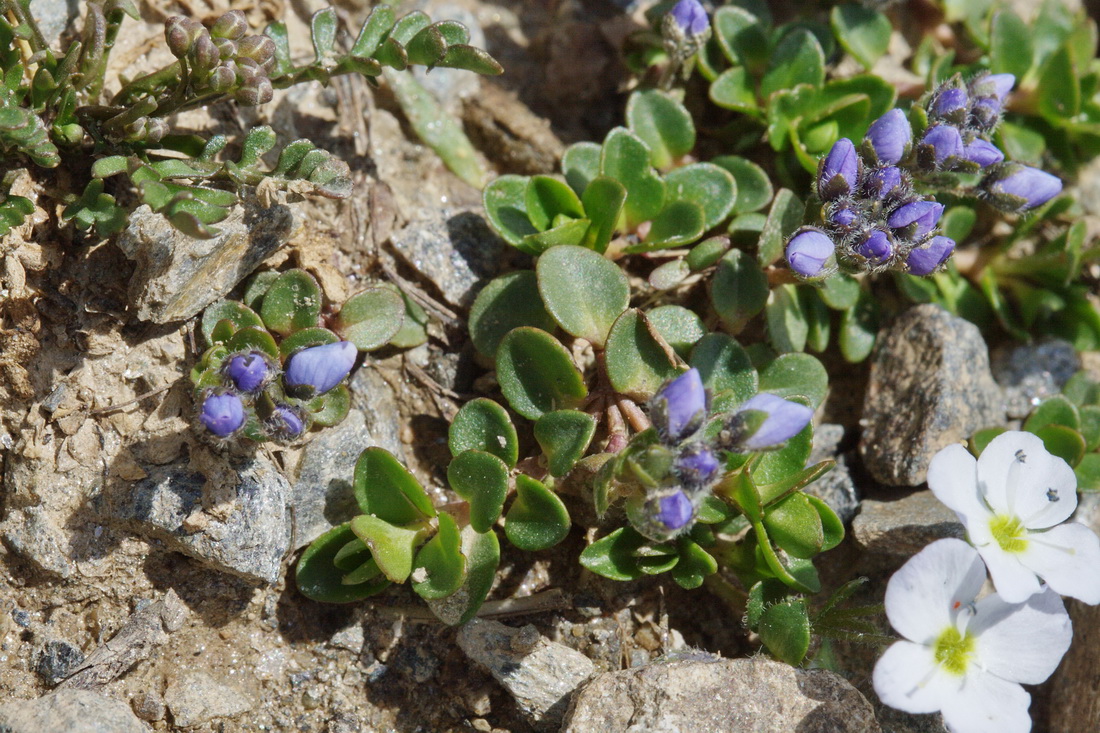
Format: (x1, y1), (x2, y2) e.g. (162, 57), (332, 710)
(977, 541), (1042, 604)
(939, 671), (1031, 733)
(1012, 449), (1078, 529)
(976, 431), (1055, 516)
(1021, 521), (1100, 604)
(873, 640), (959, 714)
(971, 587), (1072, 684)
(928, 443), (988, 522)
(886, 539), (986, 643)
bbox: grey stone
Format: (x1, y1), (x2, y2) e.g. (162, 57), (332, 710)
(803, 424), (861, 524)
(457, 619), (595, 731)
(852, 490), (964, 557)
(330, 624), (365, 654)
(349, 364), (407, 463)
(164, 671), (253, 728)
(859, 304), (1005, 486)
(386, 207), (505, 309)
(0, 505), (75, 578)
(115, 195), (301, 324)
(561, 657), (880, 733)
(0, 690), (150, 733)
(29, 0), (79, 46)
(991, 339), (1079, 418)
(100, 454), (292, 585)
(35, 639), (85, 685)
(130, 692), (165, 723)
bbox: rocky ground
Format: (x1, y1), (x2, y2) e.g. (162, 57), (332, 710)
(1, 0), (1099, 731)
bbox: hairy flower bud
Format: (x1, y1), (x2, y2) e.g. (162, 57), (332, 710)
(674, 443), (720, 489)
(225, 351), (271, 393)
(235, 77), (273, 106)
(785, 227), (835, 278)
(962, 139), (1004, 167)
(919, 124), (963, 167)
(888, 200), (944, 240)
(856, 229), (892, 263)
(207, 64), (236, 93)
(830, 206), (859, 228)
(983, 163), (1063, 211)
(865, 165), (903, 200)
(238, 34), (276, 67)
(931, 87), (968, 121)
(190, 33), (220, 74)
(669, 0), (709, 36)
(657, 490), (694, 530)
(818, 138), (859, 200)
(165, 16), (203, 57)
(200, 391), (245, 437)
(864, 109), (911, 165)
(284, 341), (358, 396)
(721, 393), (813, 452)
(905, 235), (955, 275)
(650, 368), (707, 444)
(268, 404), (307, 440)
(213, 37), (238, 61)
(210, 10), (248, 40)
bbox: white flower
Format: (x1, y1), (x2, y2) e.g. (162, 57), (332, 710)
(928, 430), (1100, 604)
(873, 539), (1072, 733)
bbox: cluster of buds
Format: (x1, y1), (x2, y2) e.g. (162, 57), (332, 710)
(198, 340), (357, 442)
(165, 10), (276, 106)
(623, 369), (813, 541)
(662, 0), (711, 67)
(786, 72), (1063, 279)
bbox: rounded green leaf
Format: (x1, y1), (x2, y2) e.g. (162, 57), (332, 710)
(350, 514), (430, 583)
(1075, 453), (1100, 491)
(278, 327), (339, 360)
(242, 271), (280, 311)
(830, 4), (891, 70)
(201, 301), (264, 347)
(449, 398), (518, 467)
(805, 495), (844, 551)
(752, 420), (814, 494)
(629, 199), (705, 251)
(562, 142), (601, 196)
(307, 384), (351, 427)
(757, 188), (804, 267)
(534, 410), (597, 477)
(710, 248), (769, 332)
(335, 286), (405, 351)
(758, 352), (828, 408)
(1033, 424), (1086, 467)
(709, 67), (758, 114)
(759, 599), (811, 665)
(295, 522), (391, 603)
(468, 271), (557, 359)
(412, 512), (466, 600)
(670, 539), (718, 589)
(713, 5), (768, 69)
(1063, 372), (1100, 406)
(581, 175), (627, 254)
(690, 333), (758, 404)
(496, 327), (588, 419)
(536, 245), (630, 347)
(664, 163), (736, 232)
(388, 290), (429, 349)
(226, 326), (279, 360)
(521, 218), (591, 254)
(447, 449), (509, 533)
(763, 492), (824, 559)
(579, 527), (646, 581)
(1079, 405), (1100, 452)
(483, 175), (538, 249)
(838, 291), (879, 363)
(712, 156), (773, 214)
(505, 474), (571, 551)
(818, 273), (860, 310)
(261, 269), (323, 336)
(354, 447), (436, 523)
(647, 305), (706, 360)
(605, 309), (681, 400)
(686, 236), (731, 271)
(760, 30), (825, 100)
(766, 284), (808, 354)
(970, 427), (1007, 457)
(649, 259), (690, 290)
(625, 89), (696, 171)
(1024, 395), (1081, 433)
(525, 175), (585, 231)
(425, 525), (500, 625)
(599, 127), (666, 228)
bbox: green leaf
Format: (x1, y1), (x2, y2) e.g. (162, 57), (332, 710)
(562, 142), (601, 196)
(629, 199), (706, 251)
(760, 30), (825, 100)
(200, 301), (264, 347)
(261, 269), (323, 336)
(295, 523), (390, 603)
(759, 598), (811, 665)
(335, 286), (405, 351)
(712, 156), (774, 214)
(829, 4), (891, 70)
(998, 120), (1046, 164)
(670, 539), (718, 589)
(818, 274), (860, 310)
(310, 8), (339, 67)
(970, 427), (1007, 457)
(763, 492), (823, 558)
(1076, 453), (1100, 491)
(766, 284), (808, 353)
(752, 420), (814, 490)
(579, 527), (646, 581)
(308, 384), (351, 427)
(404, 25), (447, 67)
(664, 163), (737, 231)
(226, 327), (279, 360)
(534, 410), (597, 477)
(1025, 395), (1081, 432)
(625, 89), (695, 170)
(468, 271), (557, 358)
(758, 188), (804, 267)
(483, 175), (538, 249)
(1080, 405), (1100, 452)
(939, 206), (977, 244)
(350, 514), (429, 583)
(424, 526), (500, 625)
(505, 474), (571, 551)
(536, 245), (630, 347)
(495, 327), (588, 419)
(686, 236), (731, 271)
(411, 512), (466, 600)
(713, 5), (768, 70)
(605, 309), (681, 400)
(1038, 45), (1080, 119)
(838, 290), (879, 363)
(388, 289), (429, 349)
(278, 327), (339, 360)
(521, 218), (591, 253)
(758, 353), (828, 408)
(448, 450), (510, 533)
(802, 287), (831, 353)
(1033, 424), (1086, 467)
(581, 176), (627, 254)
(525, 175), (585, 231)
(600, 127), (666, 228)
(647, 305), (706, 360)
(350, 5), (395, 58)
(806, 494), (844, 551)
(990, 11), (1034, 79)
(354, 447), (437, 524)
(690, 333), (758, 403)
(710, 248), (769, 332)
(709, 67), (758, 114)
(449, 398), (518, 467)
(1064, 372), (1100, 406)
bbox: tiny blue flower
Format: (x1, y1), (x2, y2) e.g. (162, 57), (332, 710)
(932, 88), (968, 119)
(651, 368), (708, 443)
(983, 73), (1016, 101)
(269, 404), (306, 440)
(732, 393), (813, 452)
(865, 166), (903, 199)
(675, 443), (720, 488)
(988, 164), (1063, 210)
(669, 0), (709, 36)
(864, 109), (912, 165)
(831, 207), (859, 228)
(856, 230), (892, 263)
(200, 392), (245, 437)
(224, 351), (270, 393)
(785, 227), (835, 278)
(887, 200), (944, 240)
(921, 124), (964, 165)
(818, 138), (859, 200)
(962, 139), (1004, 167)
(906, 235), (955, 276)
(657, 490), (695, 530)
(284, 341), (358, 396)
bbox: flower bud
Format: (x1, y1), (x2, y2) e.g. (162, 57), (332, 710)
(818, 138), (859, 200)
(962, 139), (1004, 167)
(210, 9), (247, 40)
(865, 165), (902, 200)
(856, 229), (892, 263)
(224, 351), (271, 393)
(674, 443), (720, 489)
(268, 404), (307, 440)
(657, 490), (694, 530)
(906, 235), (955, 276)
(919, 124), (963, 166)
(721, 393), (813, 452)
(887, 200), (944, 240)
(207, 64), (236, 93)
(625, 487), (696, 541)
(200, 391), (245, 437)
(830, 206), (859, 228)
(190, 33), (220, 74)
(235, 77), (273, 106)
(213, 37), (238, 61)
(238, 35), (276, 67)
(785, 227), (835, 279)
(284, 341), (358, 396)
(864, 109), (911, 165)
(969, 97), (1001, 130)
(145, 118), (168, 144)
(970, 72), (1015, 102)
(669, 0), (709, 37)
(165, 16), (203, 57)
(650, 368), (707, 444)
(984, 163), (1063, 211)
(931, 87), (968, 121)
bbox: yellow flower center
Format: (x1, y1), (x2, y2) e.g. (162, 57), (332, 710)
(989, 514), (1028, 553)
(933, 625), (975, 676)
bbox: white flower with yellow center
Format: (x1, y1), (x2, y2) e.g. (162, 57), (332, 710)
(873, 539), (1072, 733)
(928, 430), (1100, 604)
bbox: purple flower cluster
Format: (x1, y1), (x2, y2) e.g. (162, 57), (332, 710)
(785, 72), (1063, 279)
